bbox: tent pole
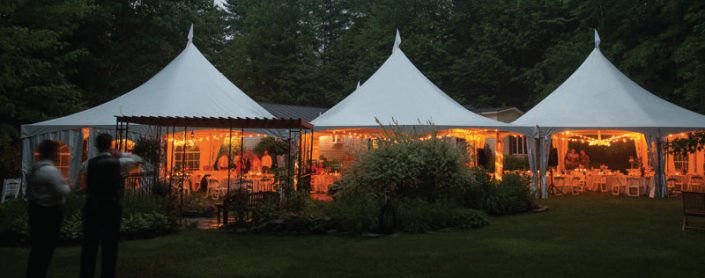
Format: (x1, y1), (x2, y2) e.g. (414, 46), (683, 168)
(287, 128), (292, 198)
(124, 122), (130, 152)
(239, 127), (244, 187)
(656, 138), (664, 198)
(309, 129), (314, 191)
(179, 126), (187, 225)
(227, 125), (232, 196)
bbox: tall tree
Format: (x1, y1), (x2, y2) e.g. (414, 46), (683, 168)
(0, 0), (91, 180)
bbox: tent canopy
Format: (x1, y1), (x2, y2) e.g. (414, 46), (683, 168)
(513, 31), (705, 137)
(22, 31), (273, 138)
(312, 31), (520, 132)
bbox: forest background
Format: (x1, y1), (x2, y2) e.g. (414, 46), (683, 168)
(2, 0), (704, 179)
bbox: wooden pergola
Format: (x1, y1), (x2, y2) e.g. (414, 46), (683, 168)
(115, 115), (314, 225)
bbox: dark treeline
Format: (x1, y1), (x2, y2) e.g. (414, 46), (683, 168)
(2, 0), (705, 178)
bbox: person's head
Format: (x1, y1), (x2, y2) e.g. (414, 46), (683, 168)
(37, 140), (60, 162)
(570, 149), (576, 154)
(263, 150), (269, 155)
(580, 150), (586, 155)
(96, 133), (113, 153)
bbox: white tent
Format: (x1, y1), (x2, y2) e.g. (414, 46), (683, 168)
(513, 30), (705, 198)
(312, 31), (522, 132)
(20, 25), (274, 184)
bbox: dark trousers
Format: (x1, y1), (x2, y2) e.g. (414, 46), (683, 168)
(26, 203), (64, 278)
(80, 211), (121, 278)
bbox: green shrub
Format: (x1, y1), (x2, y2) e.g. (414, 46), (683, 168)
(336, 129), (472, 202)
(465, 170), (533, 216)
(1, 191), (172, 244)
(122, 192), (168, 216)
(397, 199), (488, 233)
(181, 192), (215, 216)
(121, 212), (170, 237)
(251, 202), (280, 225)
(60, 212), (83, 242)
(503, 155), (530, 171)
(326, 195), (382, 233)
(0, 199), (29, 242)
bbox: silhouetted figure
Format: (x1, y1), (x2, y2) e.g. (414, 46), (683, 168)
(26, 140), (71, 278)
(80, 134), (141, 278)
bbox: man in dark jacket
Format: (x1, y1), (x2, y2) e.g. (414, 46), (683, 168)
(80, 134), (141, 278)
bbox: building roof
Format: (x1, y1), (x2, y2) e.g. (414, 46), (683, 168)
(258, 102), (327, 122)
(467, 106), (523, 114)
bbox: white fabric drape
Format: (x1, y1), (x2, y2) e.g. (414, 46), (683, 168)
(527, 137), (539, 196)
(647, 135), (667, 198)
(539, 136), (552, 198)
(556, 137), (568, 172)
(21, 129), (83, 189)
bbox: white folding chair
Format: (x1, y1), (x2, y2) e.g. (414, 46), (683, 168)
(570, 176), (582, 195)
(610, 177), (621, 196)
(597, 176), (609, 193)
(667, 176), (681, 196)
(689, 176), (704, 192)
(2, 178), (21, 203)
(208, 179), (222, 199)
(626, 177), (641, 197)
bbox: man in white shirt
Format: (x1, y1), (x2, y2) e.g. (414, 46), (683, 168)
(26, 140), (71, 278)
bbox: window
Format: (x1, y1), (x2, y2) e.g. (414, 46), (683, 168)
(57, 144), (71, 177)
(34, 142), (71, 178)
(508, 136), (527, 155)
(674, 152), (689, 174)
(175, 145), (200, 171)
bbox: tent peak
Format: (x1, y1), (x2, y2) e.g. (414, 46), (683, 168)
(187, 24), (194, 44)
(392, 29), (401, 53)
(594, 29), (601, 49)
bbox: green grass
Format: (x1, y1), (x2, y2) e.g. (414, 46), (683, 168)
(2, 193), (704, 277)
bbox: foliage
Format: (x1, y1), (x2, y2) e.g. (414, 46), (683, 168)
(336, 127), (473, 202)
(465, 171), (534, 216)
(132, 137), (162, 165)
(326, 195), (382, 233)
(59, 212), (83, 242)
(0, 199), (29, 242)
(251, 202), (280, 226)
(122, 192), (168, 217)
(5, 0), (705, 182)
(667, 131), (705, 155)
(503, 155), (530, 171)
(253, 137), (288, 157)
(225, 189), (251, 226)
(120, 212), (171, 238)
(0, 192), (171, 244)
(396, 199), (488, 233)
(181, 192), (215, 217)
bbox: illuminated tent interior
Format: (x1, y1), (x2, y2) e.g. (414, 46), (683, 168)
(19, 26), (280, 190)
(513, 31), (705, 198)
(309, 31), (528, 193)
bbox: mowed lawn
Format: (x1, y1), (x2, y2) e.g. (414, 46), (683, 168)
(2, 194), (704, 277)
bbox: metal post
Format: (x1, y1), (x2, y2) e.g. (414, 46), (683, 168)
(168, 126), (176, 195)
(124, 122), (130, 152)
(179, 126), (187, 224)
(227, 125), (233, 196)
(656, 139), (664, 198)
(240, 127), (244, 185)
(287, 128), (292, 197)
(114, 119), (120, 148)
